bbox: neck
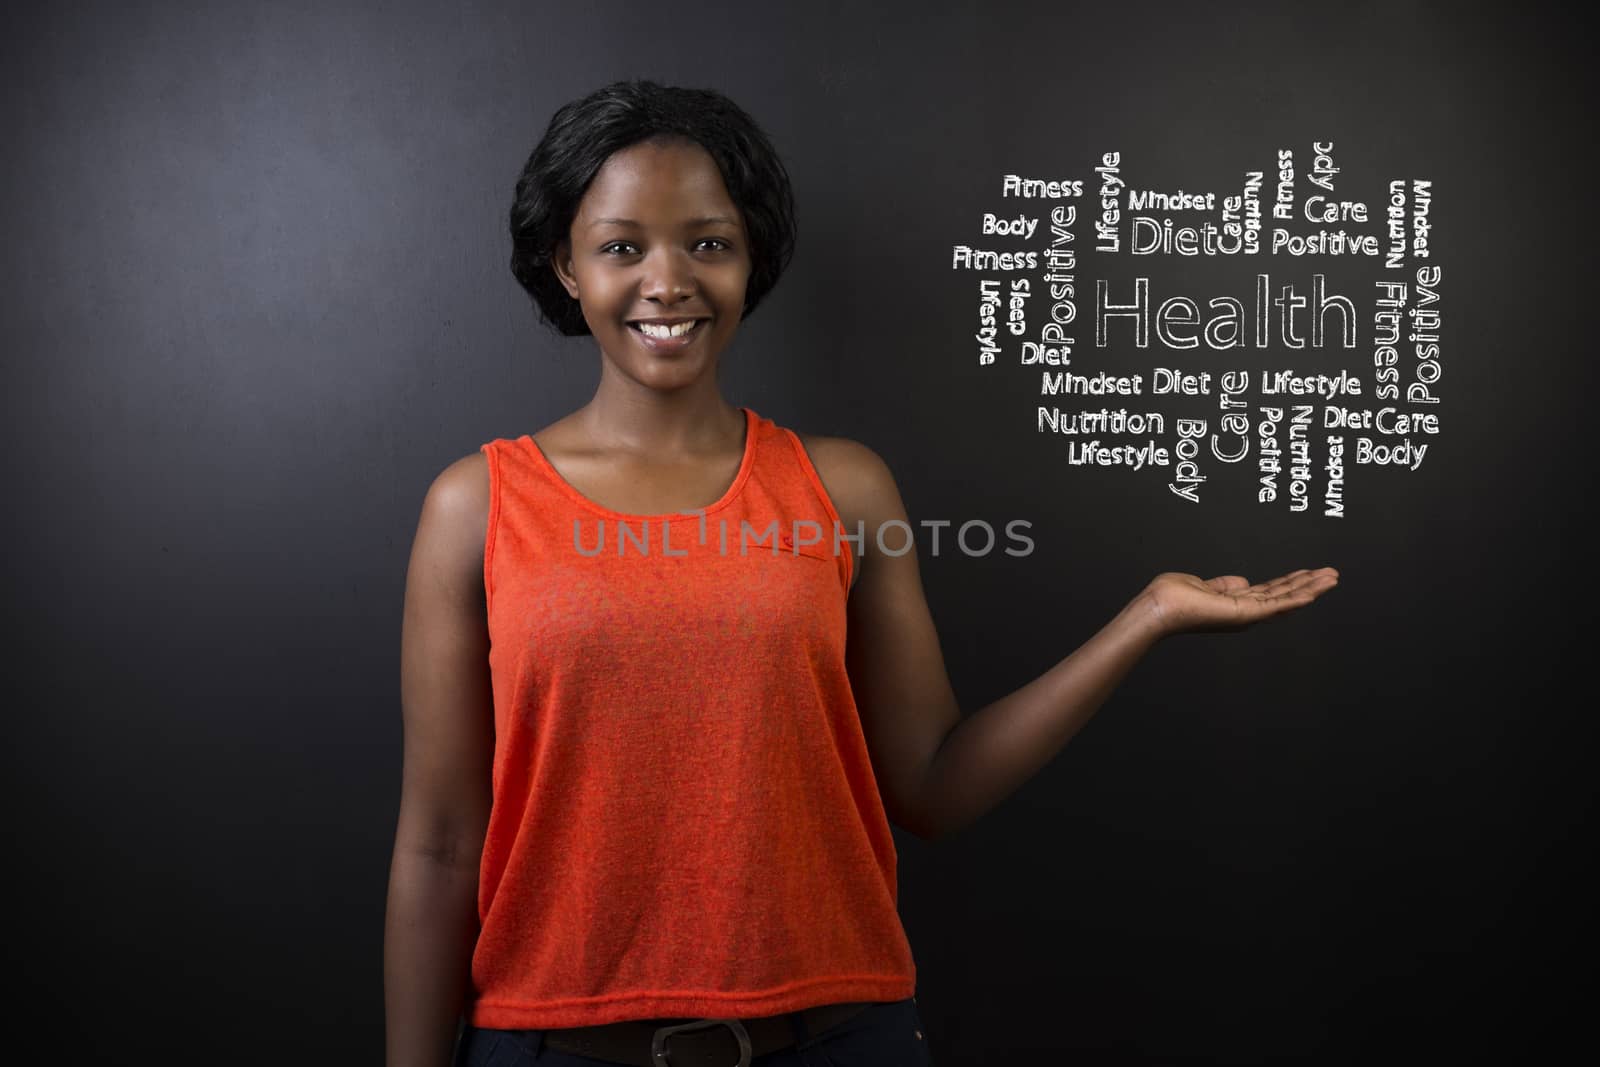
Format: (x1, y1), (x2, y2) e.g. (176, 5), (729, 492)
(577, 375), (743, 456)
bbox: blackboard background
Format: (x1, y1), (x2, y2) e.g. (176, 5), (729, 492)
(6, 1), (1592, 1062)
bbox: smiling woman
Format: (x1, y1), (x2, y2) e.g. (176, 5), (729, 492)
(383, 79), (1337, 1067)
(507, 82), (796, 338)
(549, 137), (751, 387)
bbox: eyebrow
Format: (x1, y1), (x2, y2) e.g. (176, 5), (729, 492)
(586, 215), (741, 230)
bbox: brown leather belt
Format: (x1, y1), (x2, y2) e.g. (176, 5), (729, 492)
(542, 1000), (873, 1066)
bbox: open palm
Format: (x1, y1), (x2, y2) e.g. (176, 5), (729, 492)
(1145, 567), (1340, 635)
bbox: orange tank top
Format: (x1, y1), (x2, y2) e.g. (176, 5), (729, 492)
(467, 406), (918, 1029)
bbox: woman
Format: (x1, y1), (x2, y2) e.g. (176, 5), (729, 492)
(384, 81), (1338, 1067)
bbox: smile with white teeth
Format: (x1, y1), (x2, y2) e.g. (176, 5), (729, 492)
(634, 320), (701, 339)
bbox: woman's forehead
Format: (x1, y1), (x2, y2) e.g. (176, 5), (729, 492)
(578, 140), (739, 223)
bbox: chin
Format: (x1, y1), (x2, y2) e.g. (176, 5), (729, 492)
(633, 356), (717, 391)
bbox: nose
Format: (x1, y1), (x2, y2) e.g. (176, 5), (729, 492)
(638, 246), (696, 304)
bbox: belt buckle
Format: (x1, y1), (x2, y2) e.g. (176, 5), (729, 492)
(650, 1017), (753, 1067)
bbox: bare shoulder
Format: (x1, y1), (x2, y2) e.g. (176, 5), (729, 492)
(413, 449), (492, 604)
(431, 450), (491, 530)
(792, 432), (906, 529)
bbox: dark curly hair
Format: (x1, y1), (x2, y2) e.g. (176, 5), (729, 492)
(510, 81), (798, 336)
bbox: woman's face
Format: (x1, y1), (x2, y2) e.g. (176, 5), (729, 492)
(554, 138), (752, 392)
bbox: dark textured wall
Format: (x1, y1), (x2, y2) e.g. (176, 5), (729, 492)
(5, 1), (1590, 1061)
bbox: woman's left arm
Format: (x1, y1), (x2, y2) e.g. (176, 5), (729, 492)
(807, 436), (1338, 844)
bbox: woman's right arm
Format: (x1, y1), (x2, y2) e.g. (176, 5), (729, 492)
(385, 453), (497, 1067)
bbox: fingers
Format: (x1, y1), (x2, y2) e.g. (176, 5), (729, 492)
(1203, 572), (1331, 598)
(1260, 568), (1339, 613)
(1246, 567), (1338, 600)
(1208, 568), (1336, 622)
(1174, 566), (1338, 631)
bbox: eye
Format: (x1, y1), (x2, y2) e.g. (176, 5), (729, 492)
(600, 241), (639, 256)
(695, 238), (733, 252)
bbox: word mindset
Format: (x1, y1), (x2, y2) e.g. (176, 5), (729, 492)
(958, 143), (1442, 516)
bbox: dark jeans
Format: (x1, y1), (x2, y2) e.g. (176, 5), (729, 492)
(454, 997), (934, 1067)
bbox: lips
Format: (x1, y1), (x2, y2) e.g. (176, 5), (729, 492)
(627, 318), (708, 352)
(628, 317), (707, 330)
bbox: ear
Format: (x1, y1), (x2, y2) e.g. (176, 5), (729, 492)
(551, 240), (579, 299)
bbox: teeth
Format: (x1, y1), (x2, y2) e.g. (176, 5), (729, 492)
(637, 320), (699, 339)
